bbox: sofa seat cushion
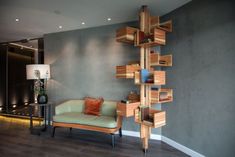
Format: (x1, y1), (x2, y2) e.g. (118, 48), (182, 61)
(53, 112), (117, 128)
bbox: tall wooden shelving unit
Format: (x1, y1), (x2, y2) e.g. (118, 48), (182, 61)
(116, 6), (173, 153)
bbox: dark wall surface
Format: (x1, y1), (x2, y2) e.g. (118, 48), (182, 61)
(0, 44), (35, 114)
(0, 45), (7, 112)
(44, 22), (161, 134)
(7, 47), (34, 110)
(161, 0), (235, 156)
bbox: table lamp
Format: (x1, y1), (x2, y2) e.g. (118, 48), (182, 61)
(26, 64), (50, 103)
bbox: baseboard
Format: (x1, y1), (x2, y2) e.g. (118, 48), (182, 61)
(161, 136), (205, 157)
(122, 130), (205, 157)
(120, 130), (161, 140)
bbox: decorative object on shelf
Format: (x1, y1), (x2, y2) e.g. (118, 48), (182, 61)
(128, 91), (140, 103)
(26, 64), (51, 104)
(115, 5), (173, 153)
(121, 100), (129, 104)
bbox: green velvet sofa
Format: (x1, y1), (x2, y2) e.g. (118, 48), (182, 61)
(52, 100), (123, 147)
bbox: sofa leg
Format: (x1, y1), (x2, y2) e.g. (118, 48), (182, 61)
(69, 127), (72, 133)
(119, 127), (122, 137)
(111, 134), (115, 148)
(51, 126), (56, 137)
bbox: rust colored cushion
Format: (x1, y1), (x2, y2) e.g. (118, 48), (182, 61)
(84, 97), (104, 116)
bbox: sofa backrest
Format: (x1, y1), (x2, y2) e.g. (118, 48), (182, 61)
(55, 100), (84, 115)
(100, 101), (117, 117)
(55, 99), (117, 117)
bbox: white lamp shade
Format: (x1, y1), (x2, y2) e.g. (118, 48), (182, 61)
(26, 64), (51, 80)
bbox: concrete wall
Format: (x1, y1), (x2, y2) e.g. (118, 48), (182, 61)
(44, 22), (161, 134)
(161, 0), (235, 156)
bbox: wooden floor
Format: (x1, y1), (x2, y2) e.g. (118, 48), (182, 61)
(0, 116), (189, 157)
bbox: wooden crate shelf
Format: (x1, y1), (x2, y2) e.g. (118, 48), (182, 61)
(150, 16), (160, 31)
(117, 102), (140, 117)
(150, 52), (172, 67)
(150, 16), (172, 32)
(115, 6), (173, 152)
(157, 20), (172, 32)
(135, 28), (166, 47)
(151, 88), (173, 104)
(134, 108), (166, 128)
(116, 64), (140, 79)
(116, 27), (139, 44)
(134, 70), (166, 85)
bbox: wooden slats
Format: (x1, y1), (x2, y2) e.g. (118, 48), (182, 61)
(150, 16), (172, 32)
(116, 65), (140, 79)
(117, 102), (140, 117)
(134, 108), (166, 128)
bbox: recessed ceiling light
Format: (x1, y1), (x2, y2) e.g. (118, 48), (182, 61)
(107, 18), (111, 21)
(15, 18), (19, 22)
(59, 25), (63, 29)
(82, 22), (85, 25)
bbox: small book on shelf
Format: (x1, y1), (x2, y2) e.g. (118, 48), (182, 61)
(121, 100), (129, 104)
(159, 60), (166, 64)
(151, 87), (159, 91)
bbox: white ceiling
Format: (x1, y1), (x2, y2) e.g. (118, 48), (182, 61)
(0, 0), (191, 43)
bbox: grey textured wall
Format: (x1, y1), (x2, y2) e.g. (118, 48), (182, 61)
(44, 22), (161, 134)
(161, 0), (235, 156)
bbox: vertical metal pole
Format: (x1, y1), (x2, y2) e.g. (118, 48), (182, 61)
(48, 104), (51, 127)
(29, 105), (33, 131)
(44, 105), (47, 131)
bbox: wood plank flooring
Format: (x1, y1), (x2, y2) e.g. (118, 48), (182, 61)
(0, 116), (189, 157)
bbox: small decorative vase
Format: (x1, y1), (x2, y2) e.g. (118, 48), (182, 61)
(37, 93), (48, 104)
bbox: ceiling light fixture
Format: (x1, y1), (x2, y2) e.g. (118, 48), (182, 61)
(15, 18), (19, 22)
(59, 25), (63, 29)
(82, 22), (85, 25)
(107, 18), (111, 21)
(9, 43), (38, 51)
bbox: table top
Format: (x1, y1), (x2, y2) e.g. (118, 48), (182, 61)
(29, 103), (51, 107)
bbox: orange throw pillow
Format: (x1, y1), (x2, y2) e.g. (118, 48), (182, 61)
(84, 97), (104, 116)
